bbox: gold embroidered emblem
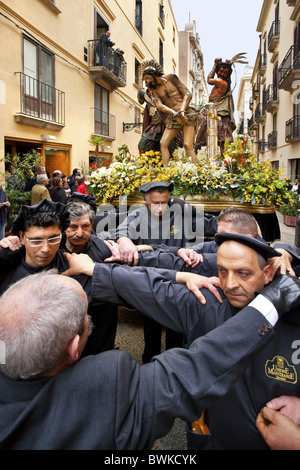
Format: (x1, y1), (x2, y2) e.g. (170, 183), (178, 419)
(170, 225), (180, 235)
(265, 356), (297, 384)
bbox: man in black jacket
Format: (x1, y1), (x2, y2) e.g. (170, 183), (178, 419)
(114, 180), (217, 363)
(0, 267), (297, 450)
(64, 233), (300, 450)
(0, 197), (116, 355)
(62, 195), (119, 354)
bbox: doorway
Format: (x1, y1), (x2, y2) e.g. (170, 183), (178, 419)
(45, 147), (70, 177)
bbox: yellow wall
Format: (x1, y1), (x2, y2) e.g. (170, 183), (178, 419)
(0, 0), (179, 176)
(251, 0), (300, 177)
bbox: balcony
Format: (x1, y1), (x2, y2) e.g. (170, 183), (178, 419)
(253, 81), (260, 99)
(94, 109), (116, 140)
(264, 84), (279, 113)
(268, 131), (278, 149)
(248, 115), (258, 130)
(258, 140), (267, 153)
(286, 115), (300, 142)
(268, 21), (280, 53)
(14, 72), (65, 131)
(259, 53), (267, 76)
(279, 45), (300, 92)
(255, 103), (266, 123)
(88, 40), (127, 91)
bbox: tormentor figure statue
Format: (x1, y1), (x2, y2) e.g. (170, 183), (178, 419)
(142, 64), (201, 166)
(195, 53), (247, 155)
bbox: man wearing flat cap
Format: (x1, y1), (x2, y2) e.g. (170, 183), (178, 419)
(62, 194), (118, 354)
(65, 231), (300, 450)
(0, 198), (117, 355)
(115, 180), (217, 363)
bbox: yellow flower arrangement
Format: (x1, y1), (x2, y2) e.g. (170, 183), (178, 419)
(87, 142), (292, 209)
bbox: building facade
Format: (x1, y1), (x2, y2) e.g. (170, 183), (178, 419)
(0, 0), (179, 177)
(236, 66), (254, 138)
(249, 0), (300, 179)
(178, 21), (209, 109)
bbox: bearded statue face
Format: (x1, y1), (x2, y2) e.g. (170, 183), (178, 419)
(143, 73), (158, 90)
(217, 66), (230, 81)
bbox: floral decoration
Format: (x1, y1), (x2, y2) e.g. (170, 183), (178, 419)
(87, 139), (293, 208)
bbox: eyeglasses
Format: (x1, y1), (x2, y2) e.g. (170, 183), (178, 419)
(24, 234), (62, 247)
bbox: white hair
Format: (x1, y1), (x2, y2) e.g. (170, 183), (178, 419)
(36, 174), (48, 184)
(0, 271), (90, 380)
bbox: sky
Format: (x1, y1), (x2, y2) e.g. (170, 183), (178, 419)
(170, 0), (264, 113)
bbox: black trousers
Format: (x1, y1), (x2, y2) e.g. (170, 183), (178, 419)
(142, 315), (183, 364)
(82, 303), (118, 356)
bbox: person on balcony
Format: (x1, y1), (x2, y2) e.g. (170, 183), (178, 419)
(113, 48), (125, 78)
(97, 31), (115, 67)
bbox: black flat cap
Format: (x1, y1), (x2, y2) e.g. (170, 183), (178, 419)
(215, 232), (282, 260)
(139, 181), (174, 193)
(68, 193), (97, 213)
(11, 199), (70, 235)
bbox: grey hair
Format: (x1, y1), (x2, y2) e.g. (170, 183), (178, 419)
(66, 200), (95, 224)
(144, 188), (170, 202)
(36, 174), (48, 184)
(36, 166), (45, 174)
(217, 207), (258, 237)
(257, 252), (268, 270)
(0, 270), (90, 380)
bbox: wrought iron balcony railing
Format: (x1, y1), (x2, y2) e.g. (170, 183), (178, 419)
(268, 131), (278, 149)
(268, 21), (280, 52)
(258, 140), (267, 153)
(255, 103), (266, 121)
(94, 108), (116, 139)
(88, 40), (127, 88)
(286, 115), (300, 142)
(259, 53), (267, 74)
(279, 45), (300, 86)
(14, 72), (65, 126)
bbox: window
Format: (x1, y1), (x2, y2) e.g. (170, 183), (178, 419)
(290, 159), (300, 180)
(159, 2), (165, 27)
(273, 113), (277, 132)
(273, 63), (278, 99)
(135, 59), (140, 85)
(135, 0), (143, 36)
(294, 19), (300, 48)
(134, 107), (141, 131)
(95, 84), (109, 136)
(23, 36), (55, 120)
(159, 39), (164, 69)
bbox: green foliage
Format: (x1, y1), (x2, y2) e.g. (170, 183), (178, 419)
(279, 191), (300, 217)
(2, 150), (43, 228)
(88, 134), (105, 158)
(115, 144), (131, 162)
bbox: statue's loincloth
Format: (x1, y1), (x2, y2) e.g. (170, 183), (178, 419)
(165, 107), (199, 130)
(195, 92), (236, 150)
